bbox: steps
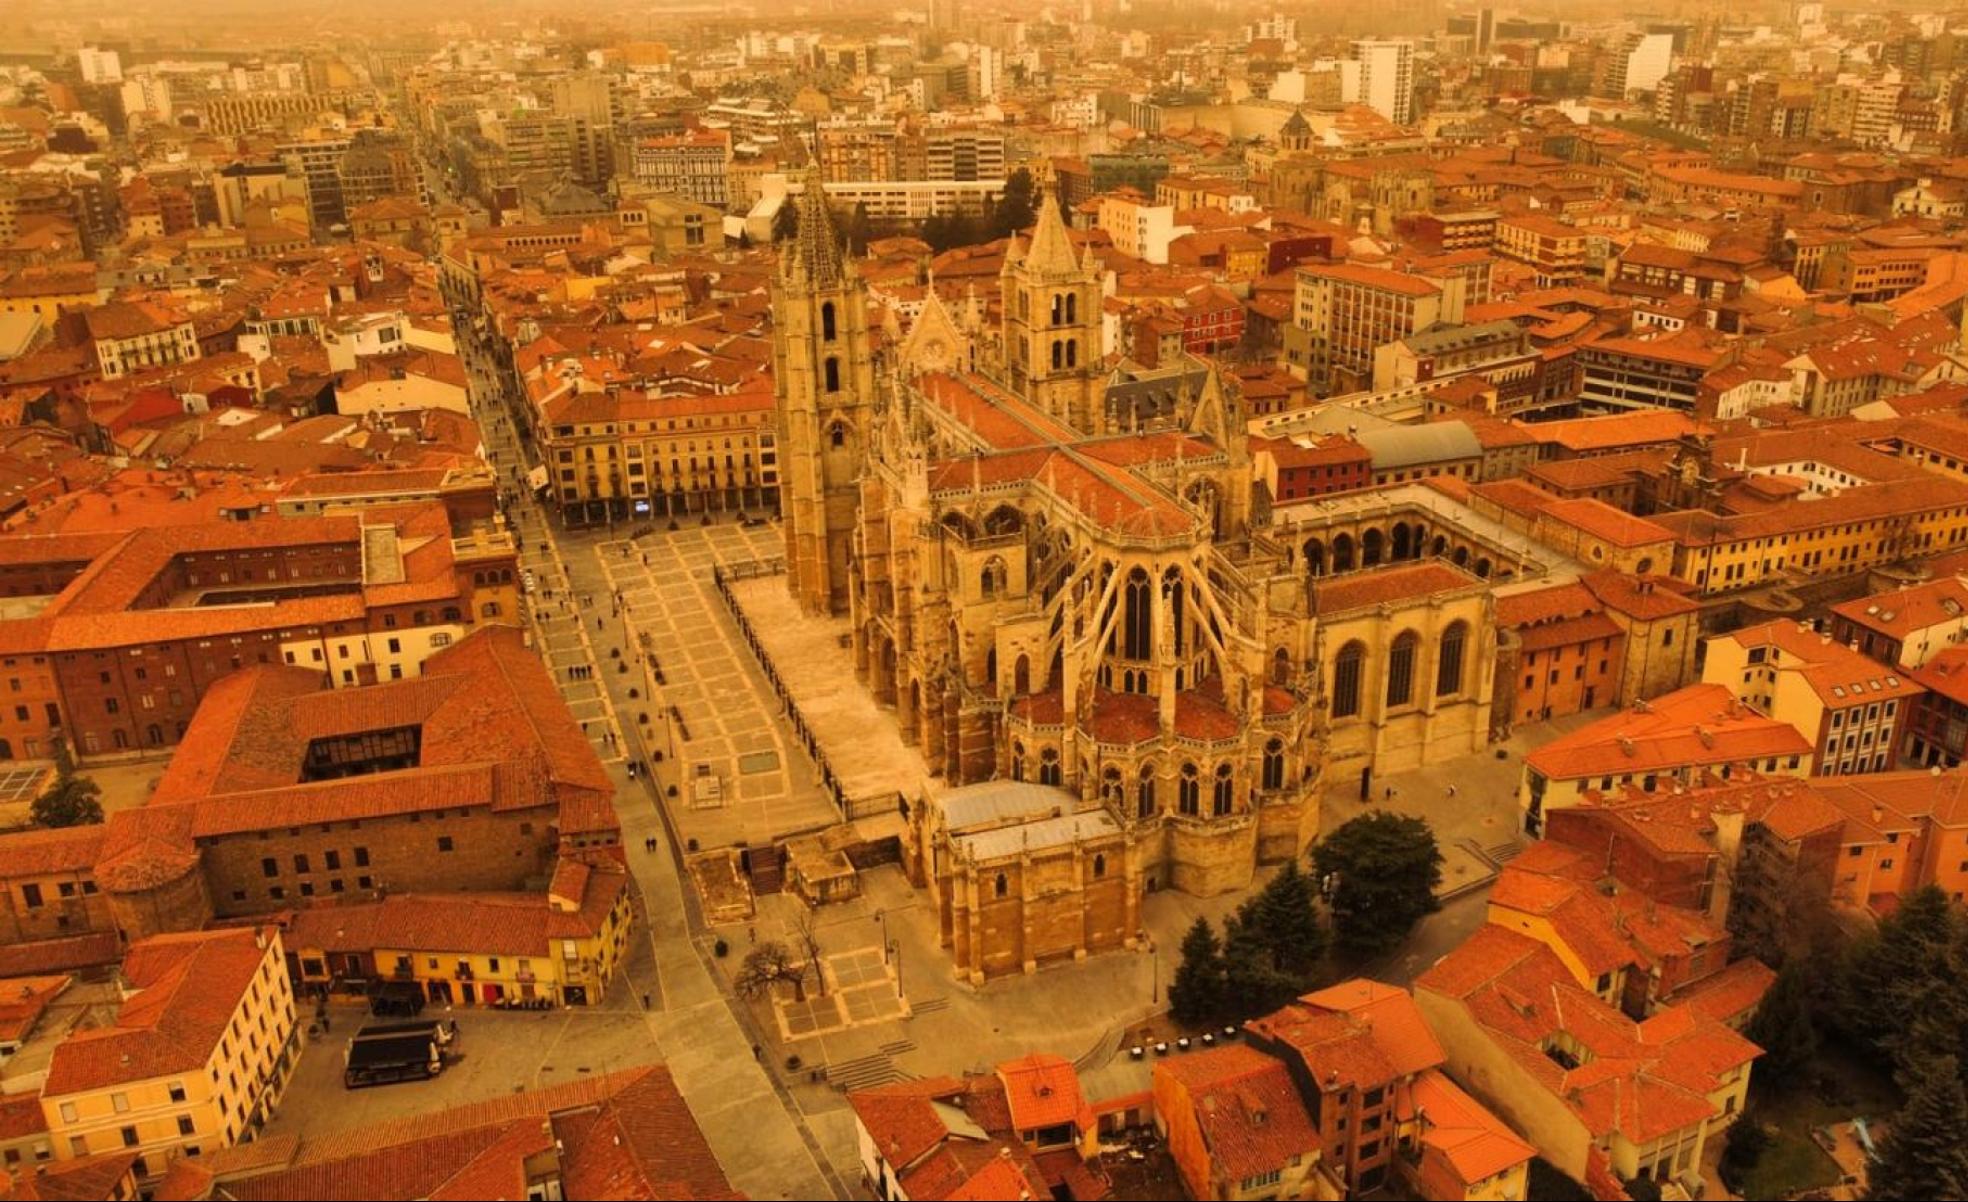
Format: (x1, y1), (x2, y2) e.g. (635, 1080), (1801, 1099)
(910, 996), (950, 1016)
(824, 1051), (917, 1092)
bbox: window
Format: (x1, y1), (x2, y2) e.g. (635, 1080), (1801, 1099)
(1213, 763), (1234, 816)
(994, 873), (1008, 898)
(821, 301), (837, 342)
(1261, 739), (1285, 790)
(293, 854), (309, 874)
(1662, 628), (1674, 647)
(168, 1082), (186, 1103)
(1178, 763), (1201, 815)
(58, 1103), (75, 1124)
(1386, 631), (1418, 708)
(1437, 621), (1466, 696)
(438, 836), (454, 852)
(262, 858), (278, 878)
(19, 884), (39, 909)
(1137, 764), (1157, 818)
(120, 1127), (138, 1148)
(112, 1093), (129, 1113)
(354, 847), (370, 867)
(1332, 642), (1365, 718)
(177, 1116), (195, 1136)
(824, 357), (840, 393)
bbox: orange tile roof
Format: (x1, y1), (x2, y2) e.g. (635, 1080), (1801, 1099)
(1409, 1068), (1535, 1189)
(1526, 683), (1812, 781)
(204, 1065), (739, 1201)
(1311, 562), (1478, 615)
(1415, 926), (1759, 1144)
(43, 928), (273, 1097)
(996, 1053), (1086, 1132)
(1155, 1044), (1319, 1186)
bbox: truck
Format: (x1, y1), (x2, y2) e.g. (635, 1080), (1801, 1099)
(341, 1020), (453, 1089)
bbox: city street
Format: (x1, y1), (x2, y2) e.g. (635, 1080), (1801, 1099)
(454, 319), (847, 1201)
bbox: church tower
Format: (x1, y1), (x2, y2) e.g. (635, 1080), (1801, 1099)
(773, 168), (876, 616)
(1000, 189), (1104, 432)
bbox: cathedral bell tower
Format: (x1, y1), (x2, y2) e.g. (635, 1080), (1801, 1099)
(773, 167), (876, 616)
(1000, 185), (1104, 433)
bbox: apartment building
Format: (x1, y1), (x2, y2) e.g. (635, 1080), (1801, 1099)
(631, 129), (732, 208)
(41, 929), (296, 1183)
(1289, 262), (1466, 393)
(1519, 682), (1814, 835)
(1703, 620), (1921, 777)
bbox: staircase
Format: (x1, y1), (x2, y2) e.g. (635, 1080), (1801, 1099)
(824, 1051), (917, 1092)
(744, 846), (785, 895)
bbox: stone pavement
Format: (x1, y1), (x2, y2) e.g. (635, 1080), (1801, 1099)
(458, 333), (845, 1200)
(726, 574), (940, 809)
(594, 528), (842, 850)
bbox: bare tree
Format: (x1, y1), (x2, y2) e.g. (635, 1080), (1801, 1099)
(734, 940), (809, 1002)
(794, 908), (828, 998)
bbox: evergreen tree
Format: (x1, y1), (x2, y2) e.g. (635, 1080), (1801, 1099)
(988, 168), (1037, 240)
(1840, 885), (1960, 1057)
(1243, 861), (1326, 979)
(31, 740), (102, 829)
(771, 200), (799, 244)
(1866, 1054), (1968, 1202)
(1310, 811), (1443, 958)
(1745, 962), (1819, 1088)
(1220, 912), (1298, 1018)
(1168, 917), (1225, 1027)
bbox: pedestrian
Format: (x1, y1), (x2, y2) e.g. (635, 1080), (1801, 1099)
(1446, 784), (1458, 798)
(1384, 785), (1394, 800)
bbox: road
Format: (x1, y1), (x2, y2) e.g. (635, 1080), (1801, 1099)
(454, 321), (847, 1201)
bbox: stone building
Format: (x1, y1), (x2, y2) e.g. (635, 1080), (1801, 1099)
(902, 781), (1139, 983)
(773, 169), (1500, 943)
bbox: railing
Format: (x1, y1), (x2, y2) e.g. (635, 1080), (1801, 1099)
(710, 560), (851, 823)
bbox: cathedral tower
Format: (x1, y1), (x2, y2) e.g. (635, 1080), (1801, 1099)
(1000, 190), (1104, 432)
(773, 168), (876, 615)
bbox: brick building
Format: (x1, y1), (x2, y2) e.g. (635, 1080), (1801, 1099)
(0, 505), (518, 757)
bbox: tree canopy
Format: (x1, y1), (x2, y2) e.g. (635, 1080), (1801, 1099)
(31, 742), (102, 830)
(1310, 810), (1443, 958)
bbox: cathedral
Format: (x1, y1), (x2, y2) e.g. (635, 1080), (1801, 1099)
(771, 174), (1494, 975)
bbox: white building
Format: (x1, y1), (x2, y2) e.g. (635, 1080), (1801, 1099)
(1353, 39), (1415, 124)
(1620, 33), (1675, 96)
(1095, 192), (1192, 264)
(77, 47), (122, 85)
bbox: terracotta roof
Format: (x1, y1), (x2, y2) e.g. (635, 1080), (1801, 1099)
(1155, 1045), (1319, 1186)
(1526, 683), (1812, 781)
(204, 1065), (738, 1201)
(43, 928), (273, 1097)
(1311, 562), (1478, 615)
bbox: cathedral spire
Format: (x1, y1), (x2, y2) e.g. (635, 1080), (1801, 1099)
(1022, 184), (1082, 278)
(791, 164), (845, 287)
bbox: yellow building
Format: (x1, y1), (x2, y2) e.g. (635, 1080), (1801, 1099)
(1416, 924), (1757, 1198)
(284, 856), (633, 1007)
(41, 928), (296, 1184)
(1652, 475), (1968, 596)
(1519, 683), (1814, 836)
(1701, 620), (1922, 778)
(537, 386), (779, 524)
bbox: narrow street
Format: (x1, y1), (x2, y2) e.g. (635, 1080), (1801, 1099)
(454, 322), (847, 1201)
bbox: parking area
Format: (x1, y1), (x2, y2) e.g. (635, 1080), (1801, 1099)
(262, 1007), (662, 1142)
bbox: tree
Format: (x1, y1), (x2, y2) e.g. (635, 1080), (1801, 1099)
(733, 940), (810, 1002)
(1240, 860), (1326, 979)
(1310, 811), (1443, 958)
(1866, 1054), (1968, 1202)
(987, 168), (1037, 241)
(31, 741), (102, 829)
(1525, 1157), (1591, 1202)
(1220, 912), (1299, 1018)
(1745, 962), (1819, 1089)
(1168, 916), (1224, 1027)
(1718, 1119), (1771, 1195)
(1839, 885), (1960, 1060)
(771, 199), (799, 244)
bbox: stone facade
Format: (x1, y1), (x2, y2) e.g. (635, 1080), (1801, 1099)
(776, 175), (1503, 973)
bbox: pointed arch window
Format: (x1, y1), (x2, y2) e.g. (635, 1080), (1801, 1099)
(1212, 763), (1234, 816)
(1387, 631), (1419, 708)
(1332, 642), (1365, 719)
(824, 357), (841, 393)
(1065, 294), (1077, 324)
(821, 301), (837, 342)
(1178, 763), (1200, 816)
(1437, 621), (1468, 697)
